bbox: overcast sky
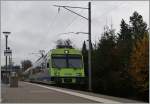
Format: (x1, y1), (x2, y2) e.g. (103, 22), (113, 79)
(1, 1), (149, 66)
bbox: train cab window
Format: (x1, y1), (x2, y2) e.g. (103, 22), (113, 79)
(68, 55), (83, 68)
(52, 56), (67, 68)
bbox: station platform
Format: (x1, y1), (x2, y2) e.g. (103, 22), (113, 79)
(1, 81), (141, 103)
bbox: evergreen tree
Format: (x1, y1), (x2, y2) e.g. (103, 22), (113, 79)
(130, 11), (148, 39)
(117, 19), (133, 70)
(92, 27), (117, 94)
(80, 11), (149, 102)
(81, 41), (88, 77)
(118, 19), (132, 40)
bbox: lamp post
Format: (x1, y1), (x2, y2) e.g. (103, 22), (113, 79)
(3, 31), (11, 71)
(3, 31), (11, 84)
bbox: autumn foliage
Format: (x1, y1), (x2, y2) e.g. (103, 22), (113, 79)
(129, 32), (149, 99)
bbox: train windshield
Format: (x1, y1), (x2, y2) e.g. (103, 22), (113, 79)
(52, 56), (67, 68)
(68, 56), (82, 68)
(52, 55), (82, 68)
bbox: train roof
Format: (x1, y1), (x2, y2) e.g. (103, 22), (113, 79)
(50, 48), (81, 55)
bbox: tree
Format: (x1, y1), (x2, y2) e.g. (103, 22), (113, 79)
(130, 11), (148, 39)
(129, 32), (149, 101)
(56, 39), (64, 48)
(118, 19), (132, 40)
(91, 26), (118, 94)
(56, 39), (74, 48)
(21, 60), (32, 72)
(64, 39), (72, 46)
(117, 19), (133, 69)
(81, 41), (88, 77)
(117, 11), (148, 71)
(80, 11), (149, 101)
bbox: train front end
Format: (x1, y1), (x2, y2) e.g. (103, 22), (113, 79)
(49, 48), (85, 85)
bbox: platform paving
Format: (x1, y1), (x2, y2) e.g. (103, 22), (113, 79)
(1, 82), (97, 103)
(1, 81), (141, 103)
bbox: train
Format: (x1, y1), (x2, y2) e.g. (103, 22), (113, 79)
(24, 47), (86, 85)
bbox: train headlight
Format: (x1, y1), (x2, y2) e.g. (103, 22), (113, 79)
(64, 50), (69, 54)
